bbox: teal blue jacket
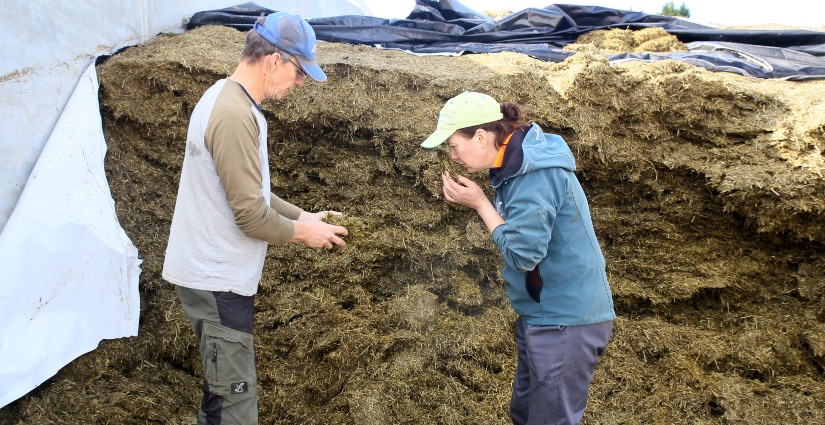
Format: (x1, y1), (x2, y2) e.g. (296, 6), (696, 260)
(490, 123), (615, 326)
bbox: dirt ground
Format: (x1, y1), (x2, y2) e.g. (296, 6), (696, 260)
(1, 25), (823, 424)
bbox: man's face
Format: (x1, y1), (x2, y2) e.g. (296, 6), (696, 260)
(265, 54), (305, 100)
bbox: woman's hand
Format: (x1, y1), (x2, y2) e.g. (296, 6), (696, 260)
(298, 210), (342, 222)
(442, 171), (504, 233)
(442, 172), (487, 210)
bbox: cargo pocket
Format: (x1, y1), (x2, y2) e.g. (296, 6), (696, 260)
(202, 320), (256, 397)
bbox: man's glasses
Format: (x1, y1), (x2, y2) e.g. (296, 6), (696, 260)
(286, 58), (308, 78)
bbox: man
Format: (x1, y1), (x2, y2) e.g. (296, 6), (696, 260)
(162, 12), (348, 424)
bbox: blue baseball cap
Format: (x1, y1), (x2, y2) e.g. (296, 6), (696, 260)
(254, 12), (327, 82)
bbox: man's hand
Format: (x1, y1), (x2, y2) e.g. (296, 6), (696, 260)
(291, 219), (348, 249)
(298, 210), (342, 222)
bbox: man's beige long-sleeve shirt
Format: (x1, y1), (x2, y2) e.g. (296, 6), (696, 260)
(163, 79), (301, 295)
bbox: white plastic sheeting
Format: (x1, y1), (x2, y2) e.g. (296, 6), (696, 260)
(0, 63), (142, 408)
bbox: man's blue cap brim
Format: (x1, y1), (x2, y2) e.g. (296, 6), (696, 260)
(299, 58), (327, 82)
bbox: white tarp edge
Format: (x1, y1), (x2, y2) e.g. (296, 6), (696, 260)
(0, 62), (141, 408)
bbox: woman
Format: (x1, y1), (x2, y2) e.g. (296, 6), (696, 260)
(421, 92), (615, 425)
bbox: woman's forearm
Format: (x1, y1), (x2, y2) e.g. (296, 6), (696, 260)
(476, 199), (505, 234)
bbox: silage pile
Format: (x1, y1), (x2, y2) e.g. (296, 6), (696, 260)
(1, 26), (823, 424)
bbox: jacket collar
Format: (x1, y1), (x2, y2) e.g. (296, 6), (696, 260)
(490, 124), (531, 188)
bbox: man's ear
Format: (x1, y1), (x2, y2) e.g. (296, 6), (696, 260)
(268, 52), (281, 70)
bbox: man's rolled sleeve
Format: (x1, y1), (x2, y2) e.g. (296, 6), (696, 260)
(270, 193), (303, 220)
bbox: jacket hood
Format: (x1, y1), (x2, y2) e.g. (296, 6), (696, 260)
(490, 123), (576, 188)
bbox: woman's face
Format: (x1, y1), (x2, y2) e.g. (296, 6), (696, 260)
(445, 130), (496, 173)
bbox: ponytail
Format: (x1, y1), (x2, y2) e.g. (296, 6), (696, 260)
(500, 102), (524, 122)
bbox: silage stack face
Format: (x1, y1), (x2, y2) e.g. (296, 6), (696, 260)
(7, 25), (821, 424)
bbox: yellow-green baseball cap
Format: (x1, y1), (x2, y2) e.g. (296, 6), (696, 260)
(420, 92), (503, 148)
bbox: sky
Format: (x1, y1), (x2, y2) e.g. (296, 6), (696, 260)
(366, 0), (825, 28)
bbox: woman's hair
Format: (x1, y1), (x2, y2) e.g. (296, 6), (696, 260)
(241, 16), (292, 64)
(455, 102), (526, 148)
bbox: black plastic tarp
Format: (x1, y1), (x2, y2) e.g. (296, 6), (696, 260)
(187, 1), (825, 80)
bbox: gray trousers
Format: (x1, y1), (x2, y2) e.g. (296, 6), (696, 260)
(178, 286), (258, 425)
(510, 318), (613, 425)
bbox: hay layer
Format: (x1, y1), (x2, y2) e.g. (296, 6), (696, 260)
(1, 26), (823, 424)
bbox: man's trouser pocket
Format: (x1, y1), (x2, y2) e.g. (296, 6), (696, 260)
(202, 320), (257, 396)
(199, 320), (258, 424)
